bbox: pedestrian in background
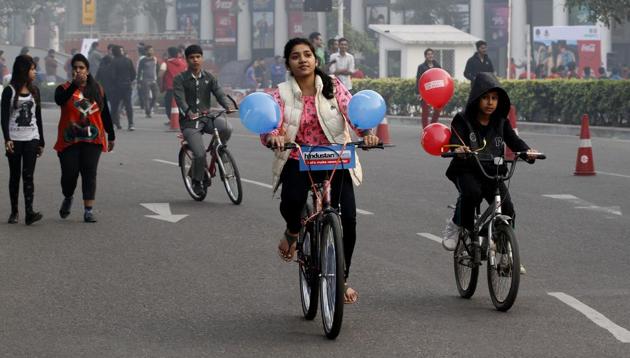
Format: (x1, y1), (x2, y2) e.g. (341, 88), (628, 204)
(54, 54), (115, 223)
(309, 32), (326, 69)
(161, 46), (187, 125)
(254, 57), (267, 88)
(415, 48), (442, 128)
(329, 38), (355, 90)
(88, 42), (103, 76)
(65, 49), (79, 80)
(109, 46), (136, 130)
(325, 38), (338, 66)
(270, 56), (286, 87)
(137, 45), (159, 118)
(464, 40), (494, 81)
(1, 55), (44, 225)
(44, 49), (58, 83)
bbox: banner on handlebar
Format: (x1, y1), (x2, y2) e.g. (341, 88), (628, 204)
(298, 144), (356, 171)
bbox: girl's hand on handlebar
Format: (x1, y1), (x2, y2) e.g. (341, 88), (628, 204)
(454, 145), (470, 153)
(363, 134), (379, 148)
(268, 135), (286, 151)
(526, 149), (540, 161)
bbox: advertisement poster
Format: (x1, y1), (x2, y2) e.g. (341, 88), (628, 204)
(213, 0), (237, 46)
(252, 0), (274, 51)
(177, 0), (201, 35)
(533, 26), (601, 77)
(485, 1), (509, 46)
(288, 11), (304, 38)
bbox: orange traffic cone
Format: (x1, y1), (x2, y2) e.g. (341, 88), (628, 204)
(505, 105), (518, 161)
(574, 114), (596, 176)
(376, 117), (391, 144)
(169, 97), (180, 131)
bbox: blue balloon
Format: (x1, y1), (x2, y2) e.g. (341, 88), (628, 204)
(348, 90), (387, 129)
(239, 92), (281, 134)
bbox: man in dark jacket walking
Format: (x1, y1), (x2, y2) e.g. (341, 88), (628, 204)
(109, 46), (136, 130)
(415, 48), (442, 128)
(464, 40), (495, 81)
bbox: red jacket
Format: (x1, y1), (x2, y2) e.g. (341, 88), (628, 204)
(162, 57), (187, 91)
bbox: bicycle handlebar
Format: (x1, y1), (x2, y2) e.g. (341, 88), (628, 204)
(267, 141), (393, 151)
(441, 150), (546, 181)
(189, 94), (240, 121)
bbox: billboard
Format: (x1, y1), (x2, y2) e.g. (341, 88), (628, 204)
(533, 26), (601, 77)
(213, 0), (237, 46)
(177, 0), (201, 35)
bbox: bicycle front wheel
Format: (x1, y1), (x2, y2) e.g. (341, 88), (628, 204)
(217, 147), (242, 205)
(179, 147), (206, 201)
(487, 223), (520, 311)
(454, 233), (479, 299)
(319, 212), (345, 340)
(298, 203), (318, 320)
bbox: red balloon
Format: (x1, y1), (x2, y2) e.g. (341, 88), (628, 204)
(419, 68), (455, 109)
(421, 123), (452, 156)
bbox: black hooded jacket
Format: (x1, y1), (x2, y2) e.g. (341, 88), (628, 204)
(445, 72), (529, 181)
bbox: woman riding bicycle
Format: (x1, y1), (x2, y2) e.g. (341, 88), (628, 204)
(442, 72), (539, 251)
(262, 38), (379, 304)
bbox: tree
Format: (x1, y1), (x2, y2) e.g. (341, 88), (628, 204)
(564, 0), (630, 27)
(0, 0), (64, 27)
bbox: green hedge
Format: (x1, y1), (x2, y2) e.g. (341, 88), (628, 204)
(352, 78), (630, 127)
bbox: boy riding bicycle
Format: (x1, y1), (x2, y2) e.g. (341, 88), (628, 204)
(443, 73), (539, 256)
(173, 45), (235, 196)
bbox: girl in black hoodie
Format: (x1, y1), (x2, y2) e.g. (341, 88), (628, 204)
(442, 72), (539, 252)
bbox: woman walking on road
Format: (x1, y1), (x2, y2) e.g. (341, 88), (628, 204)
(1, 55), (44, 225)
(262, 38), (379, 304)
(54, 54), (115, 223)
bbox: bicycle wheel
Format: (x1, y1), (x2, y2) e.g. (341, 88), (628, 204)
(487, 223), (520, 311)
(217, 147), (242, 205)
(319, 212), (345, 340)
(454, 233), (479, 299)
(178, 147), (206, 201)
(298, 203), (319, 320)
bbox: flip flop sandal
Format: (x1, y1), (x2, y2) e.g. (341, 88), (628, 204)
(344, 284), (358, 304)
(278, 231), (297, 262)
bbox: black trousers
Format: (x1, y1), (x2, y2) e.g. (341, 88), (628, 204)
(280, 159), (357, 278)
(110, 85), (134, 128)
(6, 139), (39, 211)
(58, 143), (102, 201)
(452, 171), (514, 231)
(164, 90), (174, 118)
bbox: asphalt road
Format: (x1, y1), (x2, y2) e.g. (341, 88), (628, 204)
(1, 108), (629, 357)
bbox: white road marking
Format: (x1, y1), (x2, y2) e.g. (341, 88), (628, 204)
(548, 292), (630, 343)
(140, 203), (188, 223)
(597, 171), (630, 179)
(152, 159), (375, 215)
(543, 194), (622, 217)
(152, 159), (178, 166)
(240, 178), (273, 189)
(416, 232), (442, 244)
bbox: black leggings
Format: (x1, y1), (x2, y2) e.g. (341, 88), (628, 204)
(452, 171), (514, 231)
(7, 139), (39, 211)
(279, 159), (357, 278)
(58, 143), (102, 201)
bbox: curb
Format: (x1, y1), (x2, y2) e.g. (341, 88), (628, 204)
(386, 115), (630, 140)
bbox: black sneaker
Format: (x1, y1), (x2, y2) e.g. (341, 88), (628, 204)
(59, 197), (73, 218)
(8, 211), (18, 224)
(25, 211), (43, 225)
(84, 211), (97, 223)
(192, 180), (205, 196)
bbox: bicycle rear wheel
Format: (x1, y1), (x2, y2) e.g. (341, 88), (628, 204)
(178, 147), (206, 201)
(454, 233), (479, 298)
(319, 212), (345, 340)
(217, 147), (242, 205)
(298, 203), (318, 320)
(487, 223), (520, 311)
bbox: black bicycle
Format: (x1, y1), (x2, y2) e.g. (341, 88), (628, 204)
(178, 97), (242, 204)
(271, 141), (385, 339)
(441, 150), (545, 311)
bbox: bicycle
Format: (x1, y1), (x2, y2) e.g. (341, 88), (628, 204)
(271, 141), (386, 339)
(441, 150), (545, 311)
(178, 96), (242, 204)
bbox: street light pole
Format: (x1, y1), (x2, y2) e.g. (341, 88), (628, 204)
(338, 0), (344, 37)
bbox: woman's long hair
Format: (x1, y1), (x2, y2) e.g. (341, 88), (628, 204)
(283, 38), (334, 99)
(71, 53), (104, 109)
(9, 55), (39, 109)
